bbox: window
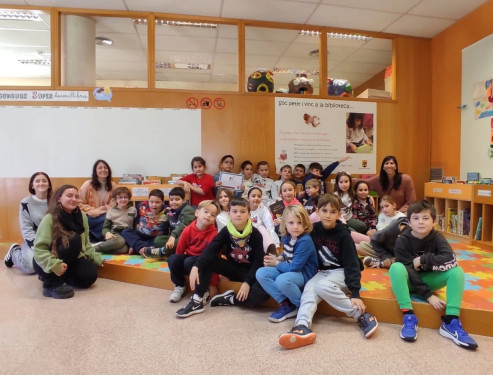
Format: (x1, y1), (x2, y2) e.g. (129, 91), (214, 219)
(0, 9), (51, 86)
(155, 21), (238, 91)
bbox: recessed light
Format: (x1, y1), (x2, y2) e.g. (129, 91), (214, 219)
(95, 36), (113, 46)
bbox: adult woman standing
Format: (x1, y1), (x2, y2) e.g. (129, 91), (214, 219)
(4, 172), (52, 274)
(366, 156), (416, 213)
(79, 159), (116, 242)
(33, 185), (103, 299)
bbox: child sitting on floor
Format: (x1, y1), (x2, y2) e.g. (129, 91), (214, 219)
(389, 200), (478, 349)
(175, 198), (269, 318)
(256, 205), (318, 323)
(278, 193), (378, 350)
(141, 187), (195, 258)
(94, 186), (136, 254)
(121, 189), (168, 255)
(167, 200), (220, 303)
(303, 178), (322, 214)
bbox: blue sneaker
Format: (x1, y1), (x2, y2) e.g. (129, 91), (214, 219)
(400, 313), (418, 342)
(358, 312), (378, 338)
(268, 304), (297, 323)
(439, 318), (478, 350)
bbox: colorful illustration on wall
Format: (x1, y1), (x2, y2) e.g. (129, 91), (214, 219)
(490, 118), (493, 158)
(93, 87), (113, 102)
(473, 79), (493, 119)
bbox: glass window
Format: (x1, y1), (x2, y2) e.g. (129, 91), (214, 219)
(61, 15), (148, 88)
(327, 34), (393, 99)
(0, 9), (51, 86)
(245, 27), (320, 94)
(155, 21), (238, 91)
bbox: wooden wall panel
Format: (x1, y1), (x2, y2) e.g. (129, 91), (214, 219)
(0, 36), (432, 242)
(431, 0), (493, 176)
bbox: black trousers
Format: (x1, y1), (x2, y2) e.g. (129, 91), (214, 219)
(167, 254), (198, 287)
(33, 257), (98, 289)
(196, 258), (269, 307)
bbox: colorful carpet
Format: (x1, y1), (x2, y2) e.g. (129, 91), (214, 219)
(100, 241), (493, 311)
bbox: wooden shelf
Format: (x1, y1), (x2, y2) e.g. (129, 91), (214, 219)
(425, 182), (493, 250)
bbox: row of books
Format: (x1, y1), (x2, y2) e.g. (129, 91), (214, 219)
(436, 208), (471, 236)
(118, 174), (184, 185)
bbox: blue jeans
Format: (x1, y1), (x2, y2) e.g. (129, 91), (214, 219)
(87, 214), (106, 242)
(256, 267), (305, 306)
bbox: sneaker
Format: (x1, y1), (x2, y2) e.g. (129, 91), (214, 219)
(210, 289), (235, 307)
(42, 283), (74, 299)
(169, 286), (186, 303)
(202, 291), (211, 306)
(278, 324), (317, 349)
(4, 244), (20, 268)
(439, 318), (478, 350)
(363, 256), (384, 268)
(142, 247), (164, 259)
(176, 297), (205, 318)
(358, 312), (378, 338)
(269, 304), (297, 323)
(400, 313), (418, 342)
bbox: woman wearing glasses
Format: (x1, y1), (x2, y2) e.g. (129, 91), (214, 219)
(92, 186), (137, 254)
(366, 156), (416, 214)
(79, 159), (116, 242)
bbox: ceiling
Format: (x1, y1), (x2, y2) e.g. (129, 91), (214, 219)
(0, 0), (489, 91)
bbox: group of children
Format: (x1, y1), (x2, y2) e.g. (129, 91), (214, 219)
(4, 157), (480, 351)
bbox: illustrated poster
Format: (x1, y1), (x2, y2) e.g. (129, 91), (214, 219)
(275, 97), (377, 174)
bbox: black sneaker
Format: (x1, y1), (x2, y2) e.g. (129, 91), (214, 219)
(210, 290), (235, 307)
(42, 283), (74, 299)
(279, 324), (317, 349)
(4, 244), (20, 268)
(358, 312), (378, 338)
(176, 297), (205, 318)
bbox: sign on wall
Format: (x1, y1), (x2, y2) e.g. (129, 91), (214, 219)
(275, 97), (377, 174)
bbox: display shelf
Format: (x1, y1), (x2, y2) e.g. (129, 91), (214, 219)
(424, 182), (493, 249)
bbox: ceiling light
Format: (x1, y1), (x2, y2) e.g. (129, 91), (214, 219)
(327, 32), (372, 41)
(0, 9), (43, 21)
(95, 36), (113, 46)
(134, 19), (217, 28)
(299, 30), (372, 41)
(155, 62), (211, 70)
(18, 59), (51, 65)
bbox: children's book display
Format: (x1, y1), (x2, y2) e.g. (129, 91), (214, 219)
(269, 200), (285, 220)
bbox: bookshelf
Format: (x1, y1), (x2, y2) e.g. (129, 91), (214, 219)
(424, 182), (493, 249)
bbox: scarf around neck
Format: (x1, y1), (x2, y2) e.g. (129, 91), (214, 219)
(226, 219), (252, 238)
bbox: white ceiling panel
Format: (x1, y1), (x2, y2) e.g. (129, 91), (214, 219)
(409, 0), (489, 20)
(222, 0), (316, 24)
(26, 0), (128, 11)
(216, 38), (237, 54)
(97, 48), (146, 62)
(308, 5), (401, 32)
(213, 52), (238, 65)
(385, 15), (454, 38)
(246, 40), (290, 56)
(155, 51), (213, 64)
(93, 16), (136, 33)
(155, 35), (216, 52)
(245, 27), (299, 43)
(125, 0), (223, 17)
(321, 0), (420, 13)
(0, 29), (49, 46)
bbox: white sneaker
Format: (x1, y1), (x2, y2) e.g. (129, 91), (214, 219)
(169, 286), (186, 303)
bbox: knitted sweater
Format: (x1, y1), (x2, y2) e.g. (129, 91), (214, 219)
(19, 195), (48, 248)
(79, 179), (116, 217)
(34, 212), (103, 274)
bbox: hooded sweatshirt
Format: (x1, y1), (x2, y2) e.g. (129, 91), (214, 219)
(370, 216), (410, 261)
(310, 220), (363, 298)
(175, 219), (218, 257)
(394, 228), (458, 299)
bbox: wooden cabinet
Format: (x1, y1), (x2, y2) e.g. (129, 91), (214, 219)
(424, 182), (493, 249)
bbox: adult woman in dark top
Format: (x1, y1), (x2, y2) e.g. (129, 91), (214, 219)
(365, 156), (416, 213)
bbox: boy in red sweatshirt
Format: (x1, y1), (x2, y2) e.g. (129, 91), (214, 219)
(166, 200), (220, 303)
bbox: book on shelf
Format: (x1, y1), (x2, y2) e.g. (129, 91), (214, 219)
(269, 200), (286, 220)
(463, 208), (471, 236)
(436, 214), (445, 231)
(446, 208), (457, 234)
(474, 217), (482, 240)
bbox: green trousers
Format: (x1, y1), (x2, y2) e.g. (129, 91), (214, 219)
(389, 262), (464, 316)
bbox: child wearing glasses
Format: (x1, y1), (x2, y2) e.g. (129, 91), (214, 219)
(94, 186), (137, 254)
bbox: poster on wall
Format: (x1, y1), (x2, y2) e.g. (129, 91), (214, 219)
(275, 97), (376, 174)
(472, 79), (493, 119)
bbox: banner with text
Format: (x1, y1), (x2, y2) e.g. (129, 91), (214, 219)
(275, 97), (377, 175)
